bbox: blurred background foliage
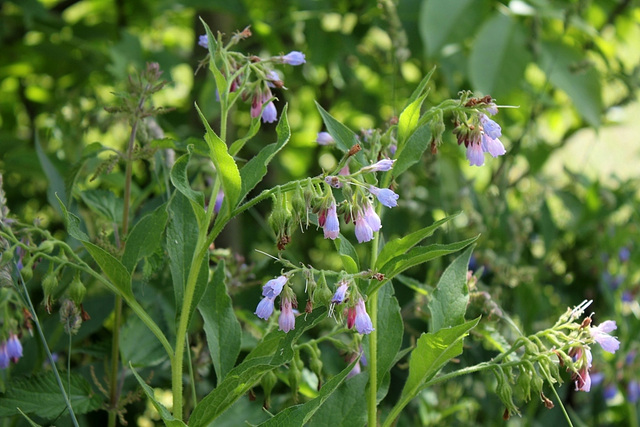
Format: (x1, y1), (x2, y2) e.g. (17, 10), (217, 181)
(1, 0), (639, 425)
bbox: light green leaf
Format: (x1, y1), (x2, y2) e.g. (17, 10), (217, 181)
(539, 40), (603, 127)
(198, 261), (241, 385)
(314, 102), (359, 154)
(189, 309), (327, 426)
(195, 103), (242, 217)
(398, 317), (480, 407)
(238, 105), (291, 204)
(130, 365), (187, 427)
(428, 245), (474, 332)
(468, 12), (531, 97)
(334, 235), (359, 274)
(376, 213), (459, 271)
(0, 372), (102, 418)
(396, 94), (426, 157)
(122, 203), (168, 272)
(258, 357), (360, 427)
(79, 189), (123, 223)
(169, 149), (206, 226)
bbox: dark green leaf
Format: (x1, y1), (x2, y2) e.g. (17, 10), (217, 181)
(428, 245), (474, 332)
(376, 213), (459, 271)
(79, 189), (123, 223)
(122, 203), (168, 272)
(238, 105), (291, 204)
(306, 374), (368, 427)
(35, 135), (68, 214)
(198, 261), (241, 384)
(0, 372), (102, 418)
(372, 282), (403, 393)
(57, 195), (89, 242)
(120, 313), (168, 368)
(130, 365), (187, 427)
(334, 235), (359, 274)
(393, 124), (431, 177)
(169, 149), (206, 226)
(83, 241), (134, 299)
(419, 0), (477, 56)
(468, 13), (531, 97)
(315, 102), (359, 153)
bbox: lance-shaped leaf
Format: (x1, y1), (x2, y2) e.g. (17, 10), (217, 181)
(315, 102), (359, 154)
(169, 148), (206, 227)
(334, 235), (359, 275)
(130, 365), (187, 427)
(396, 93), (427, 157)
(122, 203), (168, 272)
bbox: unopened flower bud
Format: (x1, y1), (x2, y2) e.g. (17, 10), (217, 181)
(37, 240), (55, 254)
(69, 275), (86, 305)
(261, 370), (278, 409)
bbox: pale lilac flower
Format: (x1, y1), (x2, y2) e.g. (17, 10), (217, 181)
(255, 297), (275, 320)
(363, 203), (381, 232)
(316, 132), (334, 145)
(331, 281), (349, 304)
(347, 359), (361, 378)
(280, 51), (306, 66)
(481, 134), (506, 158)
(323, 203), (340, 240)
(0, 344), (8, 369)
(576, 366), (592, 392)
(361, 159), (396, 173)
(369, 186), (399, 208)
(262, 101), (278, 123)
(389, 144), (397, 156)
(279, 298), (296, 332)
(262, 276), (287, 298)
(466, 140), (484, 166)
(266, 70), (282, 88)
(590, 320), (620, 353)
(6, 334), (22, 363)
(480, 114), (502, 139)
(486, 103), (498, 116)
(354, 212), (374, 243)
(213, 190), (224, 214)
(198, 34), (208, 48)
(354, 299), (374, 334)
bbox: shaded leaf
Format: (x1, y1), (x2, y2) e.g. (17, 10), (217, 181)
(35, 134), (68, 214)
(122, 203), (168, 272)
(393, 124), (431, 177)
(120, 313), (168, 368)
(130, 365), (187, 427)
(169, 149), (206, 226)
(315, 102), (359, 153)
(306, 374), (368, 427)
(79, 189), (123, 223)
(334, 235), (359, 274)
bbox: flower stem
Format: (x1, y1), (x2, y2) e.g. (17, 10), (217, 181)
(367, 214), (382, 426)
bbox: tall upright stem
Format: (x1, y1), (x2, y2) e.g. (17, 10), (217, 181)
(367, 219), (382, 426)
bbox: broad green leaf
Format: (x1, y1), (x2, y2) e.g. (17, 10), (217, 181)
(122, 203), (168, 272)
(396, 94), (426, 156)
(468, 12), (531, 97)
(376, 213), (459, 271)
(238, 105), (291, 204)
(404, 66), (435, 109)
(0, 372), (102, 418)
(372, 282), (403, 393)
(120, 313), (167, 368)
(398, 317), (480, 406)
(419, 0), (478, 56)
(79, 189), (123, 223)
(393, 124), (431, 177)
(195, 103), (242, 217)
(130, 365), (187, 427)
(258, 357), (360, 427)
(189, 309), (327, 426)
(539, 40), (602, 127)
(35, 134), (68, 213)
(314, 102), (359, 154)
(169, 149), (206, 226)
(334, 235), (359, 274)
(198, 261), (241, 385)
(428, 245), (474, 332)
(166, 192), (208, 323)
(379, 236), (479, 281)
(306, 374), (368, 427)
(83, 241), (134, 299)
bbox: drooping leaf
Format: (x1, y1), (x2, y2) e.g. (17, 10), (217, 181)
(428, 245), (474, 332)
(79, 189), (123, 223)
(539, 40), (603, 127)
(238, 105), (291, 204)
(257, 357), (360, 427)
(0, 372), (102, 418)
(198, 261), (241, 385)
(397, 317), (480, 412)
(189, 309), (327, 426)
(130, 365), (187, 427)
(122, 203), (168, 272)
(468, 12), (531, 98)
(376, 213), (459, 271)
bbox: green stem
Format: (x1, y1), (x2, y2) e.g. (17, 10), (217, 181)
(367, 213), (382, 426)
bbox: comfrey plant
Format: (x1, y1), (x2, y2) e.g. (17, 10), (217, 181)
(0, 20), (618, 427)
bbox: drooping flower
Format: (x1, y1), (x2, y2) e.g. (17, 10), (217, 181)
(354, 299), (374, 334)
(0, 344), (8, 369)
(250, 95), (263, 119)
(590, 320), (620, 353)
(316, 132), (334, 145)
(575, 366), (592, 392)
(279, 297), (296, 332)
(323, 203), (340, 240)
(262, 101), (278, 123)
(331, 281), (349, 305)
(6, 334), (22, 363)
(280, 51), (306, 66)
(466, 139), (484, 167)
(262, 276), (287, 299)
(569, 346), (593, 392)
(347, 306), (356, 329)
(255, 297), (275, 320)
(198, 34), (208, 48)
(360, 159), (396, 173)
(354, 212), (374, 243)
(481, 134), (506, 158)
(363, 203), (381, 232)
(369, 186), (399, 208)
(479, 114), (502, 139)
(266, 70), (283, 88)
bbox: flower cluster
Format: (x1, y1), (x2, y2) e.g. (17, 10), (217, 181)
(0, 334), (23, 369)
(254, 275), (298, 333)
(453, 96), (506, 167)
(197, 30), (305, 124)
